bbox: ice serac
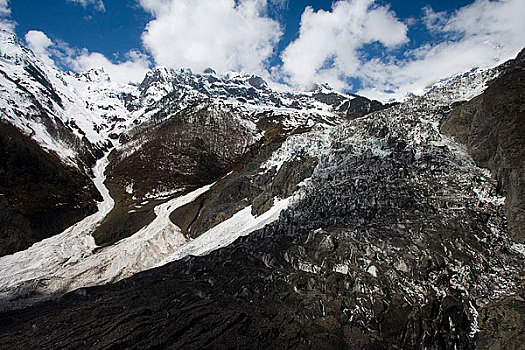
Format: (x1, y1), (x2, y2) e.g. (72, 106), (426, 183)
(1, 51), (523, 349)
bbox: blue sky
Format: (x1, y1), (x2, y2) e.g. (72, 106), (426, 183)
(2, 0), (524, 100)
(11, 0), (474, 66)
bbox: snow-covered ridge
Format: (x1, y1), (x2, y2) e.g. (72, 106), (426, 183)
(0, 29), (142, 167)
(0, 27), (382, 171)
(126, 65), (366, 124)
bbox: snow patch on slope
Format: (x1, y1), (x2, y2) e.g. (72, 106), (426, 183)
(50, 184), (213, 289)
(0, 179), (212, 309)
(0, 179), (290, 310)
(158, 196), (292, 266)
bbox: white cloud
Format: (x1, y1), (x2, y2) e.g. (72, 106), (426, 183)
(69, 49), (151, 84)
(23, 30), (150, 84)
(108, 0), (525, 99)
(421, 6), (448, 33)
(278, 0), (524, 101)
(0, 0), (15, 32)
(10, 0), (525, 99)
(280, 0), (408, 90)
(67, 0), (105, 11)
(140, 0), (282, 75)
(138, 0), (170, 15)
(25, 30), (57, 67)
(357, 0), (525, 101)
(0, 0), (10, 16)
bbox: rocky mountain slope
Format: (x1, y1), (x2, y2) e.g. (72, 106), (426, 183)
(0, 29), (523, 349)
(441, 49), (525, 244)
(0, 27), (385, 257)
(95, 66), (387, 248)
(0, 30), (129, 256)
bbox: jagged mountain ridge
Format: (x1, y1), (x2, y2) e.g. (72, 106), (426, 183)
(0, 27), (523, 349)
(129, 65), (384, 120)
(0, 49), (523, 349)
(0, 28), (386, 256)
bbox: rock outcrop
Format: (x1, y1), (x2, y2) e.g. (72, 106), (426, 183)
(441, 48), (525, 243)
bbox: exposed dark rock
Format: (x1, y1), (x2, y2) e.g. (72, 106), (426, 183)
(23, 62), (63, 107)
(1, 29), (523, 350)
(0, 122), (100, 257)
(1, 59), (523, 350)
(475, 295), (525, 349)
(441, 51), (525, 242)
(94, 102), (262, 246)
(270, 156), (317, 198)
(248, 76), (267, 89)
(170, 119), (317, 238)
(343, 96), (389, 119)
(170, 140), (278, 238)
(311, 90), (388, 120)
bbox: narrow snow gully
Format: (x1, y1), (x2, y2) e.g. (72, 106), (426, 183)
(157, 196), (292, 267)
(0, 153), (215, 311)
(0, 153), (114, 310)
(0, 149), (296, 312)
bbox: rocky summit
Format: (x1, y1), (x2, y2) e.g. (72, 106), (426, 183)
(0, 27), (524, 350)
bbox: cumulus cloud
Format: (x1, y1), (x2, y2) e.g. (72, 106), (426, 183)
(358, 0), (525, 100)
(138, 0), (170, 15)
(140, 0), (282, 75)
(67, 0), (105, 11)
(421, 6), (448, 33)
(280, 0), (408, 90)
(0, 0), (10, 16)
(69, 49), (151, 84)
(0, 0), (15, 32)
(23, 30), (150, 84)
(25, 30), (57, 67)
(278, 0), (524, 100)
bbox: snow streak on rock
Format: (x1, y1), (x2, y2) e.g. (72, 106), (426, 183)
(0, 168), (213, 310)
(158, 196), (292, 266)
(0, 154), (113, 309)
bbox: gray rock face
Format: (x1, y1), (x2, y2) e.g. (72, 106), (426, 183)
(441, 49), (525, 243)
(94, 102), (262, 246)
(169, 126), (318, 239)
(476, 295), (525, 350)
